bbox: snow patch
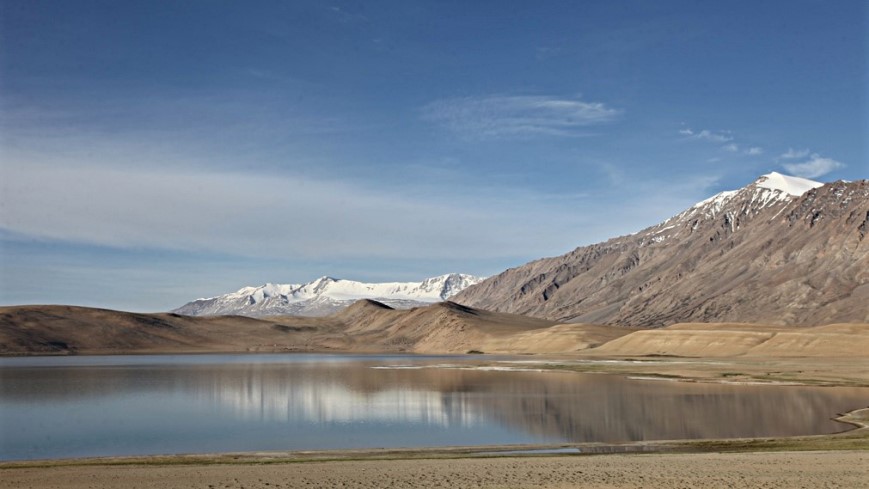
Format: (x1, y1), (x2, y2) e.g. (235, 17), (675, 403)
(754, 172), (822, 196)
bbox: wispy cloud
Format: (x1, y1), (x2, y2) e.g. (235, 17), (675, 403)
(0, 158), (621, 263)
(679, 123), (844, 179)
(782, 153), (845, 178)
(679, 128), (733, 143)
(422, 95), (622, 140)
(779, 148), (810, 159)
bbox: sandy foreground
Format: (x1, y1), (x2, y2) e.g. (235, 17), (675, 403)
(2, 451), (868, 489)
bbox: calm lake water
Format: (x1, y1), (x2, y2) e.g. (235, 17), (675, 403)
(1, 354), (866, 460)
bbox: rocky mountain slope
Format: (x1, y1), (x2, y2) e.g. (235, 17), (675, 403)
(453, 173), (869, 326)
(173, 273), (483, 317)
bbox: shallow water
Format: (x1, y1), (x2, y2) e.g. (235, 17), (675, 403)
(1, 353), (866, 460)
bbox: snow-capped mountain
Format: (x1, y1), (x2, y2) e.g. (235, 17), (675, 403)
(669, 171), (822, 221)
(454, 173), (869, 326)
(638, 171), (824, 245)
(173, 273), (484, 317)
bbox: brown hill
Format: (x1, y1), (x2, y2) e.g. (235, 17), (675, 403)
(2, 304), (865, 357)
(0, 302), (630, 356)
(453, 177), (869, 326)
(336, 300), (630, 354)
(0, 305), (336, 355)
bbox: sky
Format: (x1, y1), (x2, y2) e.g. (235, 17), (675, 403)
(1, 0), (866, 312)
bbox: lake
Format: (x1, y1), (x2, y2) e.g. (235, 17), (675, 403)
(1, 354), (866, 461)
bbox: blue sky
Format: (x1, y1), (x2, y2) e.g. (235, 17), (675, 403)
(1, 0), (866, 311)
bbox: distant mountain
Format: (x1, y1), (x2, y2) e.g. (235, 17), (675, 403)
(173, 273), (484, 317)
(453, 172), (869, 326)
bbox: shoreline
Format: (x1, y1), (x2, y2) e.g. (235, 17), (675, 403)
(5, 351), (869, 388)
(3, 407), (867, 469)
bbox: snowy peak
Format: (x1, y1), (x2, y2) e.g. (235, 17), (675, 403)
(645, 172), (828, 247)
(452, 176), (868, 326)
(673, 172), (822, 224)
(174, 273), (485, 317)
(753, 172), (823, 196)
(418, 273), (482, 300)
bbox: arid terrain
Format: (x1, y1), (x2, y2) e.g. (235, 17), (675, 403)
(3, 450), (868, 489)
(3, 302), (868, 360)
(0, 301), (619, 355)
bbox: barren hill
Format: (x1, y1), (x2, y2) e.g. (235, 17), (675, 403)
(0, 305), (336, 355)
(3, 303), (867, 357)
(0, 302), (627, 356)
(334, 300), (625, 354)
(453, 175), (869, 326)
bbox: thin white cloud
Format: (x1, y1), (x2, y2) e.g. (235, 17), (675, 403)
(679, 128), (733, 143)
(780, 148), (810, 159)
(1, 157), (725, 272)
(744, 147), (763, 155)
(722, 143), (739, 152)
(422, 95), (622, 139)
(0, 159), (632, 262)
(699, 130), (733, 142)
(782, 153), (845, 179)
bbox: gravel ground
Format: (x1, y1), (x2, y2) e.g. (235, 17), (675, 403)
(3, 451), (868, 489)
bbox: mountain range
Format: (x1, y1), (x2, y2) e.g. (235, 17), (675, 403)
(173, 273), (483, 317)
(173, 172), (867, 327)
(453, 172), (869, 326)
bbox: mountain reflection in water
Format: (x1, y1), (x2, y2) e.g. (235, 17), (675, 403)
(197, 364), (862, 441)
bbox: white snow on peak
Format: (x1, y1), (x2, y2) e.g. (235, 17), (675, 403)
(690, 172), (822, 215)
(754, 172), (823, 196)
(653, 171), (826, 244)
(176, 273), (485, 317)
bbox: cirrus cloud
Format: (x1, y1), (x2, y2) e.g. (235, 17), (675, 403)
(678, 128), (734, 143)
(422, 94), (622, 140)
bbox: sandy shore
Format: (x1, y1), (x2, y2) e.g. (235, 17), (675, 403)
(2, 450), (868, 488)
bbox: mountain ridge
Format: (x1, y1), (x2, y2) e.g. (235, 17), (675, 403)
(174, 273), (484, 317)
(453, 173), (868, 326)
